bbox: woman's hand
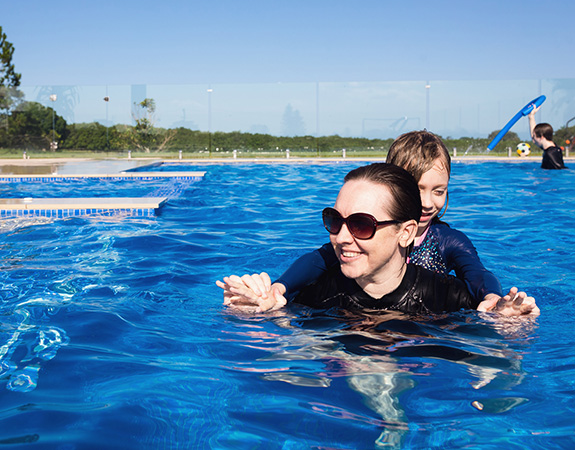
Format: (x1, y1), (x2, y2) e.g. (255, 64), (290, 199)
(477, 287), (540, 316)
(216, 272), (287, 313)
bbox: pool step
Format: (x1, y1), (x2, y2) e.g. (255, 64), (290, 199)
(0, 197), (168, 218)
(0, 171), (205, 183)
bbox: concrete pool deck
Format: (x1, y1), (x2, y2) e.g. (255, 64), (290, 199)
(0, 154), (573, 169)
(168, 156), (574, 164)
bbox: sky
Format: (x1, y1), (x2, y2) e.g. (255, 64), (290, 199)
(4, 0), (575, 85)
(2, 0), (575, 138)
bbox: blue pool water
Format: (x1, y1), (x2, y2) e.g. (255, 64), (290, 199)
(0, 161), (574, 449)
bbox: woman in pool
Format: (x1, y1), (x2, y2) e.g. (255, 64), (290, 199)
(271, 131), (519, 312)
(218, 163), (539, 315)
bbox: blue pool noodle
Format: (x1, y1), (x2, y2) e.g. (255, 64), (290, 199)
(486, 95), (546, 151)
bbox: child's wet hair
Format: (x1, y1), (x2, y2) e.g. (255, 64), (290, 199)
(533, 123), (553, 141)
(386, 130), (451, 182)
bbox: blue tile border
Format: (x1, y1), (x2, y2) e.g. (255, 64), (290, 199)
(0, 174), (204, 183)
(0, 207), (158, 218)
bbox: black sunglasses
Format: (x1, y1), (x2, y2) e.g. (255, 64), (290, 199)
(322, 207), (400, 240)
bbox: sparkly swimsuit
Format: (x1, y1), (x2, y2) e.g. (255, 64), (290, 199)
(409, 226), (448, 274)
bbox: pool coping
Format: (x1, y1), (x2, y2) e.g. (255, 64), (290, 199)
(0, 197), (168, 210)
(0, 197), (168, 218)
(0, 162), (204, 218)
(1, 155), (574, 166)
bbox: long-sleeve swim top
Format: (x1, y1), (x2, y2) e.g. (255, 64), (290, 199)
(294, 263), (480, 314)
(275, 221), (502, 302)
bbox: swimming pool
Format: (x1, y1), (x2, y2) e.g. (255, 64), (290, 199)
(0, 161), (573, 448)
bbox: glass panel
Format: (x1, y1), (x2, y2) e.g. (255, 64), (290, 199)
(10, 78), (575, 154)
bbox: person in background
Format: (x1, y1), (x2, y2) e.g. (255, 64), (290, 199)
(529, 105), (566, 169)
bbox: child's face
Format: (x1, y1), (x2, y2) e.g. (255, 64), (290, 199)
(531, 132), (544, 149)
(417, 158), (449, 234)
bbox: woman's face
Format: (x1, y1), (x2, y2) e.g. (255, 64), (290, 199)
(330, 179), (406, 285)
(417, 158), (449, 235)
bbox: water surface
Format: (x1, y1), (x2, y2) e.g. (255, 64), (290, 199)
(0, 161), (573, 449)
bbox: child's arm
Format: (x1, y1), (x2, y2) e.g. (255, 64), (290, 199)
(274, 243), (337, 298)
(440, 227), (503, 301)
(528, 104), (541, 138)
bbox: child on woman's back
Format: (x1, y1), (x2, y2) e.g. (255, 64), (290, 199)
(271, 131), (526, 313)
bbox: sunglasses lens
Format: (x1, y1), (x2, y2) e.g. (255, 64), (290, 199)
(323, 208), (377, 239)
(322, 208), (343, 234)
(348, 214), (375, 239)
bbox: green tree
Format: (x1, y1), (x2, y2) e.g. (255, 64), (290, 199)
(0, 26), (23, 113)
(131, 98), (174, 152)
(164, 127), (207, 151)
(108, 124), (133, 151)
(486, 129), (521, 152)
(554, 125), (575, 148)
(245, 132), (273, 150)
(487, 130), (519, 142)
(61, 122), (108, 150)
(0, 101), (67, 150)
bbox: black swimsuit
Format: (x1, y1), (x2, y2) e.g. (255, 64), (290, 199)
(541, 145), (566, 170)
(276, 221), (502, 302)
(294, 263), (480, 314)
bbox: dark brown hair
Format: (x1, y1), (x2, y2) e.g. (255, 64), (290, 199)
(533, 123), (554, 141)
(344, 163), (421, 223)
